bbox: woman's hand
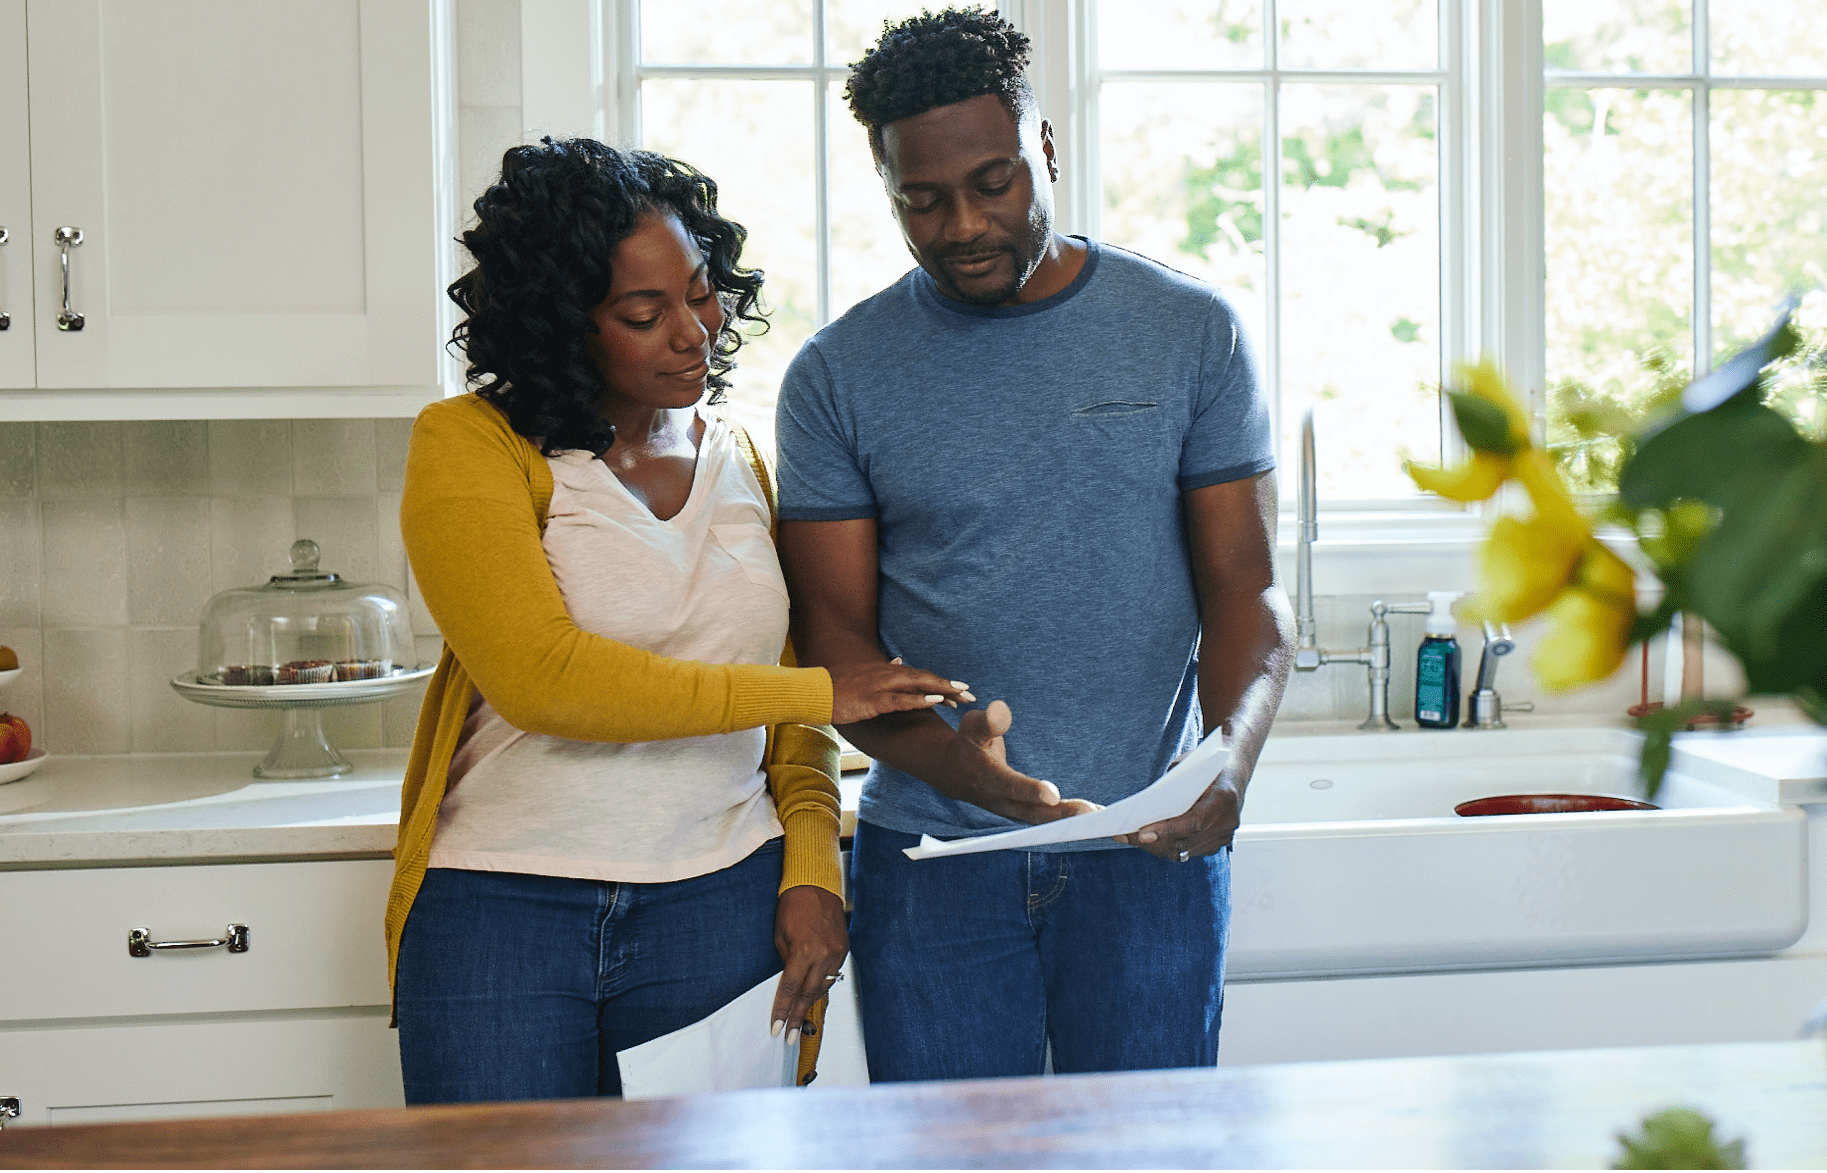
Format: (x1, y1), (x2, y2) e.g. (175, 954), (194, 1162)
(828, 659), (974, 725)
(772, 884), (849, 1045)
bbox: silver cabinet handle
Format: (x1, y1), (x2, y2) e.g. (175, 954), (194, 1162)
(53, 225), (83, 332)
(128, 923), (249, 957)
(0, 1097), (19, 1130)
(0, 225), (9, 330)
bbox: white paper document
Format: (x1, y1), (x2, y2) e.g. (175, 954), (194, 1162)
(615, 971), (796, 1100)
(902, 734), (1231, 860)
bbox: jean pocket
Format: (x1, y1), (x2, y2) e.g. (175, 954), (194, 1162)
(710, 522), (791, 601)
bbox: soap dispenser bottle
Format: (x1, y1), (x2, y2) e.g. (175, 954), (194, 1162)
(1414, 590), (1463, 729)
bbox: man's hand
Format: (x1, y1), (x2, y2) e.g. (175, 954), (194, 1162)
(771, 884), (848, 1046)
(1114, 763), (1242, 861)
(930, 699), (1100, 825)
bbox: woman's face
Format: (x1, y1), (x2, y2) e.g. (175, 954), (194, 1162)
(585, 213), (725, 417)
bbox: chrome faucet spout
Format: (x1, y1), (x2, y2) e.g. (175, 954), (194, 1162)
(1468, 622), (1531, 728)
(1294, 409), (1320, 668)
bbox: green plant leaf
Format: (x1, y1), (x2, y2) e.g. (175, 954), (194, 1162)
(1685, 452), (1827, 667)
(1448, 391), (1522, 455)
(1619, 398), (1807, 513)
(1633, 700), (1745, 800)
(1612, 1107), (1746, 1170)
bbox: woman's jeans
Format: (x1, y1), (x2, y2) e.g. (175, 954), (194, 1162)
(395, 838), (783, 1103)
(849, 821), (1230, 1083)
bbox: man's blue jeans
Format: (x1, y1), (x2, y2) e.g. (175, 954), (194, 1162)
(849, 821), (1230, 1082)
(394, 838), (783, 1103)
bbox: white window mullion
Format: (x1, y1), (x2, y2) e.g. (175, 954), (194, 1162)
(1441, 0), (1474, 463)
(1263, 0), (1282, 457)
(1692, 0), (1711, 376)
(812, 0), (831, 326)
(1481, 0), (1544, 436)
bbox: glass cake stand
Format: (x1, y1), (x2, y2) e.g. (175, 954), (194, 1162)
(170, 666), (435, 779)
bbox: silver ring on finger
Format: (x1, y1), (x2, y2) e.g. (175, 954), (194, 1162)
(1176, 849), (1191, 863)
(824, 973), (845, 983)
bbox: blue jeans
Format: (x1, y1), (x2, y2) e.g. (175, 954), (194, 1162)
(849, 821), (1230, 1082)
(394, 838), (784, 1103)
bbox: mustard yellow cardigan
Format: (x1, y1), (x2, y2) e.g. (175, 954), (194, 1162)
(387, 394), (844, 1066)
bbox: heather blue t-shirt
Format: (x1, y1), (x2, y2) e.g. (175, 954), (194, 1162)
(776, 240), (1273, 850)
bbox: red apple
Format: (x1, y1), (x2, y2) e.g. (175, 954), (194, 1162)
(0, 712), (30, 765)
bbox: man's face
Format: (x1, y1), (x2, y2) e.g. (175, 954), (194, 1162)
(876, 93), (1057, 307)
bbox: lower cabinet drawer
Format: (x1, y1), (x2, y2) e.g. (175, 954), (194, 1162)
(0, 859), (394, 1021)
(0, 1012), (403, 1127)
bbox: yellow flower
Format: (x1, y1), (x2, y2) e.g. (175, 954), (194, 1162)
(1405, 450), (1511, 501)
(1531, 543), (1638, 692)
(1510, 447), (1586, 535)
(1455, 361), (1532, 451)
(1473, 513), (1585, 622)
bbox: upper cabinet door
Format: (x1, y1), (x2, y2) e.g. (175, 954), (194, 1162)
(0, 0), (34, 390)
(26, 0), (447, 393)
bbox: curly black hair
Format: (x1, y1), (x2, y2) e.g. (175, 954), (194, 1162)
(844, 7), (1035, 158)
(447, 137), (765, 456)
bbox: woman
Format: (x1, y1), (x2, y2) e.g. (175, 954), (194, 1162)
(386, 138), (968, 1103)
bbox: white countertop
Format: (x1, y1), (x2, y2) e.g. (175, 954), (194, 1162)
(3, 712), (1819, 871)
(0, 751), (408, 868)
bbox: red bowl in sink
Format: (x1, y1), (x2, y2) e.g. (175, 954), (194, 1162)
(1454, 793), (1660, 817)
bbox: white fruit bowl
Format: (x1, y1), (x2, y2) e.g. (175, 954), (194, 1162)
(0, 748), (49, 786)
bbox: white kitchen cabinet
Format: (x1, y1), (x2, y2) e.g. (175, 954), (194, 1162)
(0, 858), (404, 1128)
(0, 0), (456, 420)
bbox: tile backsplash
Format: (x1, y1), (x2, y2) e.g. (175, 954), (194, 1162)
(0, 419), (441, 756)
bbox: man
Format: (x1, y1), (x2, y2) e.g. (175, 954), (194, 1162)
(775, 7), (1293, 1082)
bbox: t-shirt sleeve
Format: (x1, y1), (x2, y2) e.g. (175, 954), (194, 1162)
(1178, 293), (1276, 491)
(776, 340), (881, 521)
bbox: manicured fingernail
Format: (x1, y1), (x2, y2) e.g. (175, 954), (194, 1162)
(959, 691), (977, 702)
(1038, 781), (1060, 803)
(771, 1019), (784, 1038)
(925, 694), (945, 703)
(786, 1027), (800, 1047)
(890, 657), (903, 664)
(950, 681), (970, 690)
(1138, 831), (1158, 844)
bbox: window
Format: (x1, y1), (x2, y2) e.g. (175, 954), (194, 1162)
(1542, 0), (1827, 491)
(571, 1), (1822, 511)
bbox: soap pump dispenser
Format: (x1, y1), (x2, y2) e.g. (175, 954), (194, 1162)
(1414, 590), (1463, 729)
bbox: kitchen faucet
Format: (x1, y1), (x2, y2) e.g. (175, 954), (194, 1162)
(1293, 409), (1432, 731)
(1467, 621), (1533, 729)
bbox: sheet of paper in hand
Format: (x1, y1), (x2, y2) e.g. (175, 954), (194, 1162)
(902, 734), (1231, 860)
(616, 970), (797, 1099)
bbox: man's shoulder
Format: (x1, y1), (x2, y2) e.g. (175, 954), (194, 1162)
(811, 269), (926, 345)
(1090, 241), (1229, 305)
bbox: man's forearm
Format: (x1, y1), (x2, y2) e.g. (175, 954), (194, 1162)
(1197, 584), (1295, 789)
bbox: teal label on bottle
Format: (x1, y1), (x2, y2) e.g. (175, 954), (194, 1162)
(1417, 639), (1453, 724)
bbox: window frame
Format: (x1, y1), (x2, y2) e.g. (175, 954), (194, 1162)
(538, 0), (1558, 590)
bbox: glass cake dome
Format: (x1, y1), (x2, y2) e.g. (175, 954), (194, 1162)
(196, 539), (415, 685)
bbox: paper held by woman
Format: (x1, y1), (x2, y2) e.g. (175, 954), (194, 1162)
(903, 735), (1231, 859)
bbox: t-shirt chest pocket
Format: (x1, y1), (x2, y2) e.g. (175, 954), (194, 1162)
(709, 523), (791, 602)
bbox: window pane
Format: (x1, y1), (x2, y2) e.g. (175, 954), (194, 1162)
(828, 0), (945, 68)
(1099, 81), (1267, 355)
(1279, 83), (1440, 501)
(1098, 0), (1263, 71)
(1279, 0), (1437, 72)
(1544, 87), (1693, 491)
(1542, 0), (1690, 75)
(828, 88), (918, 317)
(1713, 0), (1827, 76)
(641, 0), (812, 65)
(642, 79), (817, 451)
(1711, 89), (1827, 357)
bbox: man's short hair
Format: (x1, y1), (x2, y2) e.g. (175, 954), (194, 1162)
(844, 7), (1035, 159)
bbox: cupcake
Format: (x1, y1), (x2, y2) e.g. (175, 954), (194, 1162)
(277, 659), (335, 684)
(333, 659), (384, 681)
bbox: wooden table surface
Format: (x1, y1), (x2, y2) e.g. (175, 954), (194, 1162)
(3, 1040), (1823, 1169)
